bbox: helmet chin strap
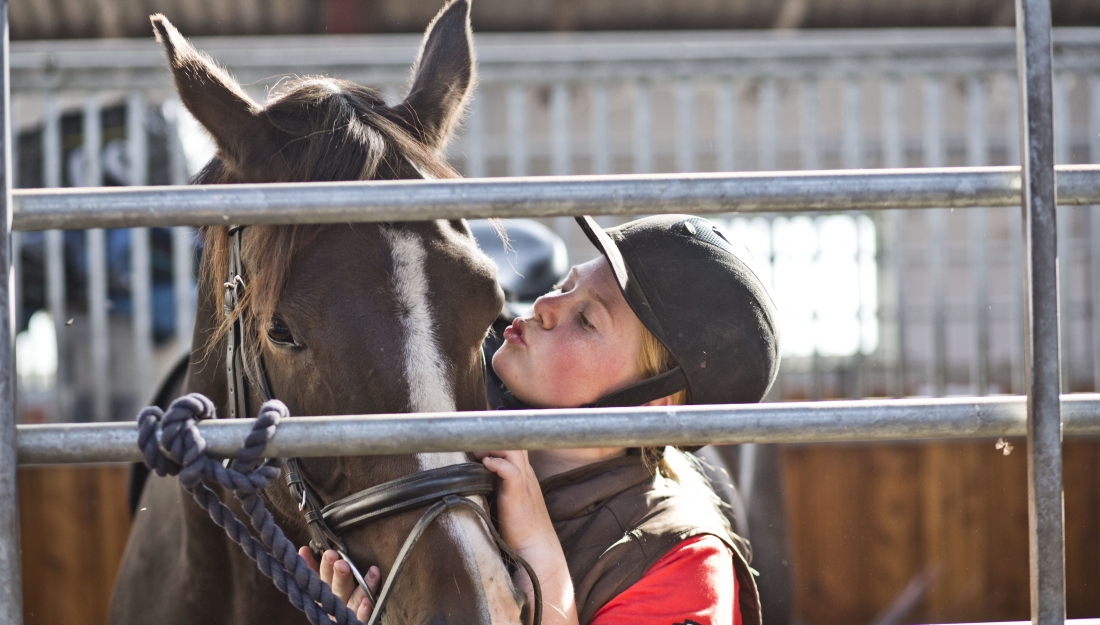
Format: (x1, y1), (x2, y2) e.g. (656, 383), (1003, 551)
(499, 367), (689, 411)
(585, 367), (689, 408)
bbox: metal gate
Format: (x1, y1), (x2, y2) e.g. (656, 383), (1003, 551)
(2, 0), (1100, 624)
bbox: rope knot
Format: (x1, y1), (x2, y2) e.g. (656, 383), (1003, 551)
(134, 394), (363, 625)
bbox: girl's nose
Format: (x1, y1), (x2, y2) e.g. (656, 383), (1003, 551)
(531, 292), (562, 328)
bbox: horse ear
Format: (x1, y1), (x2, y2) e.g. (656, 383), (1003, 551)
(151, 14), (277, 168)
(392, 0), (476, 152)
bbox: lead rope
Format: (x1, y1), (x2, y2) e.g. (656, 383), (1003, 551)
(138, 393), (364, 625)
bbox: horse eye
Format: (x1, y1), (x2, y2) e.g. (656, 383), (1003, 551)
(267, 318), (295, 345)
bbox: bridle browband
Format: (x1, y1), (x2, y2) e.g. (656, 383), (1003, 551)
(222, 225), (541, 625)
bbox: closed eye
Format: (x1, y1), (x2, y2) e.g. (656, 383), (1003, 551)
(579, 310), (594, 330)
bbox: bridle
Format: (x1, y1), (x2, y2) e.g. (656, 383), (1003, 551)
(222, 224), (542, 625)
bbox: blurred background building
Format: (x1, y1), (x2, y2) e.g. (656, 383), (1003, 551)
(7, 0), (1100, 39)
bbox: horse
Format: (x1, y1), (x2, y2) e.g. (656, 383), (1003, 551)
(109, 3), (531, 624)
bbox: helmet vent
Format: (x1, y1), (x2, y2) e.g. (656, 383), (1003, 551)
(673, 217), (736, 255)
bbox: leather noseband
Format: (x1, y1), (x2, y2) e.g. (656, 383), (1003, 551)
(321, 462), (494, 534)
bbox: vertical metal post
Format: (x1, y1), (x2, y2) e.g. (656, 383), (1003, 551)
(800, 79), (819, 170)
(800, 78), (822, 400)
(43, 93), (65, 422)
(841, 79), (862, 170)
(84, 94), (109, 422)
(0, 0), (23, 619)
(1053, 74), (1072, 392)
(172, 227), (193, 357)
(675, 78), (695, 173)
(1015, 0), (1066, 620)
(967, 75), (991, 395)
(882, 77), (907, 397)
(758, 78), (777, 171)
(1089, 75), (1100, 392)
(128, 92), (152, 406)
(842, 77), (865, 398)
(464, 94), (486, 178)
(507, 84), (527, 177)
(633, 80), (652, 174)
(1008, 76), (1026, 393)
(166, 107), (194, 357)
(550, 82), (571, 176)
(924, 76), (947, 396)
(8, 102), (15, 344)
(589, 83), (610, 176)
(717, 79), (737, 172)
(550, 82), (572, 239)
(164, 101), (186, 185)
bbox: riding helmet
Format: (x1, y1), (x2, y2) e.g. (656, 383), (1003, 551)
(576, 215), (780, 407)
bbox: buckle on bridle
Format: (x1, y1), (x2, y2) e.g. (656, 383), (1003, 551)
(224, 274), (246, 292)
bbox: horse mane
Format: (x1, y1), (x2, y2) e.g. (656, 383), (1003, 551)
(197, 76), (463, 358)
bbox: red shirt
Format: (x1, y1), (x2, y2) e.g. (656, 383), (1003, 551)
(589, 535), (740, 625)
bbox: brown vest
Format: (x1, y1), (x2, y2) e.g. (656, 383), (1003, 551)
(540, 453), (762, 625)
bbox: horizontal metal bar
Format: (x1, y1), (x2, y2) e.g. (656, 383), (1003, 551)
(17, 394), (1100, 465)
(12, 165), (1100, 231)
(10, 28), (1100, 91)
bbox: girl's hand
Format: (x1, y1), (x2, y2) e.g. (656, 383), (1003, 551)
(299, 547), (381, 622)
(473, 450), (558, 553)
(474, 450), (579, 625)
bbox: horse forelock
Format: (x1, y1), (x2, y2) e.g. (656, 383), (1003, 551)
(196, 75), (462, 360)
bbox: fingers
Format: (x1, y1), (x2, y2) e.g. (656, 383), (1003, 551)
(474, 450), (527, 463)
(299, 546), (319, 573)
(355, 589), (372, 623)
(348, 566), (381, 621)
(319, 550), (338, 586)
(318, 550), (380, 610)
(481, 455), (523, 481)
(366, 565), (381, 597)
(330, 558), (358, 605)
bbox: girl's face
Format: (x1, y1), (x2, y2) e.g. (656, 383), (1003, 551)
(492, 258), (646, 408)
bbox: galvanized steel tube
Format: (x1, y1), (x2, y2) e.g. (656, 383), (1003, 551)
(83, 94), (110, 423)
(0, 1), (23, 622)
(1016, 0), (1067, 619)
(15, 394), (1100, 466)
(1090, 75), (1100, 393)
(8, 165), (1100, 232)
(128, 92), (152, 405)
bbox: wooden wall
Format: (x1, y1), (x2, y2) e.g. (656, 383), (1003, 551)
(784, 440), (1100, 625)
(12, 446), (1100, 625)
(18, 465), (131, 625)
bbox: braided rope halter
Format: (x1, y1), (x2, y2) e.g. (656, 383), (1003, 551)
(138, 394), (363, 625)
(138, 393), (543, 625)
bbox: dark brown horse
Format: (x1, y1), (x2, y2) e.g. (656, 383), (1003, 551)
(109, 3), (527, 624)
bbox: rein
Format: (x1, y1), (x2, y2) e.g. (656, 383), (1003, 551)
(214, 224), (542, 625)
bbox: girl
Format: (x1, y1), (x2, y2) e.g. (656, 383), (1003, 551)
(304, 214), (780, 625)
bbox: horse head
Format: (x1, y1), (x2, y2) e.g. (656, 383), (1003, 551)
(153, 3), (525, 623)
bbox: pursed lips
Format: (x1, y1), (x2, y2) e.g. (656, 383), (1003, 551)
(502, 318), (528, 347)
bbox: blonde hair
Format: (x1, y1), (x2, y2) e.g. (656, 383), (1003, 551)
(636, 328), (735, 538)
(637, 325), (689, 475)
(637, 326), (689, 406)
